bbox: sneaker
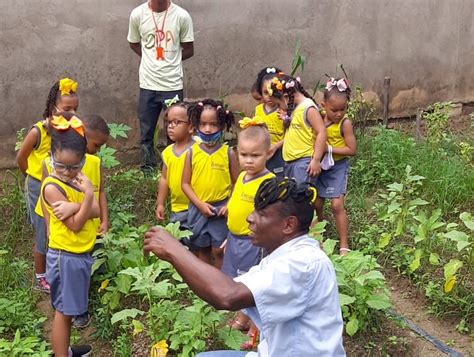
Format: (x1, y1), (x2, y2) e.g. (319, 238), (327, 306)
(35, 277), (50, 293)
(70, 345), (92, 357)
(72, 312), (91, 329)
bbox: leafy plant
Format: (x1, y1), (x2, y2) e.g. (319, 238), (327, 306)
(15, 128), (26, 152)
(422, 102), (452, 143)
(0, 330), (50, 357)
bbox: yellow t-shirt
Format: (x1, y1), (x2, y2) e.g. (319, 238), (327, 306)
(254, 104), (284, 144)
(162, 142), (193, 213)
(326, 118), (348, 161)
(227, 171), (275, 235)
(41, 176), (97, 254)
(26, 121), (51, 181)
(35, 154), (101, 234)
(282, 98), (318, 162)
(190, 143), (231, 203)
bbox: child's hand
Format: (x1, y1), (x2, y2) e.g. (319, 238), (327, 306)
(52, 201), (79, 221)
(199, 203), (217, 218)
(98, 219), (109, 236)
(307, 158), (321, 177)
(156, 205), (166, 221)
(74, 172), (94, 194)
(217, 205), (228, 217)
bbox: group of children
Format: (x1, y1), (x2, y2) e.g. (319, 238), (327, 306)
(17, 78), (110, 356)
(154, 67), (357, 348)
(17, 67), (356, 356)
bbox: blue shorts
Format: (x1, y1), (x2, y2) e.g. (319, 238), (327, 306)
(46, 248), (93, 316)
(221, 233), (262, 278)
(187, 200), (228, 249)
(169, 210), (189, 230)
(24, 175), (47, 254)
(284, 157), (317, 184)
(315, 159), (349, 198)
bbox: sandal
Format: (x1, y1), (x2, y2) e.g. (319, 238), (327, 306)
(240, 330), (258, 351)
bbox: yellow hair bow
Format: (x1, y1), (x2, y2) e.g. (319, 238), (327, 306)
(271, 77), (284, 91)
(58, 78), (78, 96)
(266, 82), (273, 97)
(51, 115), (85, 137)
(239, 116), (266, 129)
(308, 186), (318, 204)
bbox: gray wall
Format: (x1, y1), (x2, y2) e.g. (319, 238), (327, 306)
(1, 0), (473, 168)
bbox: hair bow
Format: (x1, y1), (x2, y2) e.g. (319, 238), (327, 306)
(239, 116), (265, 129)
(285, 80), (295, 89)
(58, 78), (78, 96)
(164, 94), (180, 107)
(51, 115), (85, 137)
(266, 67), (276, 74)
(271, 77), (284, 91)
(325, 77), (349, 92)
(308, 186), (318, 204)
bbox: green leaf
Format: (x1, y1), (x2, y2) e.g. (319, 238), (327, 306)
(444, 230), (469, 242)
(387, 182), (403, 193)
(322, 239), (337, 255)
(346, 318), (359, 336)
(443, 259), (463, 280)
(456, 241), (471, 252)
(378, 233), (391, 248)
(429, 253), (440, 266)
(460, 212), (474, 231)
(409, 257), (421, 272)
(108, 123), (131, 139)
(111, 308), (144, 324)
(361, 270), (385, 281)
(339, 293), (356, 306)
(217, 328), (248, 350)
(409, 198), (429, 207)
(115, 274), (132, 294)
(91, 258), (106, 275)
(366, 294), (391, 310)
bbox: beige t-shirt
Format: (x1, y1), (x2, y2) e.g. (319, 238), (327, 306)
(127, 2), (194, 91)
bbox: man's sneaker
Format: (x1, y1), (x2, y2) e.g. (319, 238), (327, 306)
(34, 277), (50, 293)
(72, 312), (91, 329)
(70, 345), (92, 357)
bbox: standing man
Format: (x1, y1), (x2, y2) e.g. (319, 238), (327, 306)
(144, 177), (346, 356)
(128, 0), (194, 172)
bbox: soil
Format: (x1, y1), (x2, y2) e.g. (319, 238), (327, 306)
(387, 272), (473, 357)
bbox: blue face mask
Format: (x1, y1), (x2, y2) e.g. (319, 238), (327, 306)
(197, 130), (223, 146)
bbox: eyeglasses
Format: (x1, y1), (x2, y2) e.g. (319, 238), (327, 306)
(165, 119), (189, 127)
(51, 156), (84, 172)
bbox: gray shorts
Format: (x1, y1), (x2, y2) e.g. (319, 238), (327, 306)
(284, 157), (317, 184)
(266, 147), (285, 178)
(187, 200), (228, 249)
(221, 232), (262, 278)
(169, 210), (189, 230)
(46, 248), (93, 316)
(24, 175), (47, 254)
(315, 159), (349, 198)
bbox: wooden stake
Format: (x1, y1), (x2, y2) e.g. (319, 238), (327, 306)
(415, 108), (423, 141)
(383, 77), (390, 128)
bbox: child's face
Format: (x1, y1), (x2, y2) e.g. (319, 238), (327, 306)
(237, 137), (269, 176)
(55, 95), (79, 114)
(166, 106), (193, 142)
(85, 129), (109, 154)
(322, 95), (348, 123)
(52, 149), (84, 182)
(261, 79), (276, 108)
(198, 108), (221, 135)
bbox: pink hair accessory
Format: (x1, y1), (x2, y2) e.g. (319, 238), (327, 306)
(226, 110), (229, 114)
(217, 105), (222, 110)
(198, 102), (203, 106)
(326, 78), (349, 92)
(296, 77), (301, 83)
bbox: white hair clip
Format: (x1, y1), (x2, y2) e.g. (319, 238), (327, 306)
(266, 67), (276, 74)
(285, 81), (295, 89)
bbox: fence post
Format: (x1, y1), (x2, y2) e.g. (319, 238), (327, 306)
(383, 77), (391, 128)
(415, 108), (423, 141)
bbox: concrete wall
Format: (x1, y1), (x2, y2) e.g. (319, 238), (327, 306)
(1, 0), (473, 168)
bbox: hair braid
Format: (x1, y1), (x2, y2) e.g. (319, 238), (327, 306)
(43, 81), (60, 120)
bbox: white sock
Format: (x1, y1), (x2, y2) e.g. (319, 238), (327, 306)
(35, 273), (46, 280)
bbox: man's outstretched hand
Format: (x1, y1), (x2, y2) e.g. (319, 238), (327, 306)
(143, 226), (183, 261)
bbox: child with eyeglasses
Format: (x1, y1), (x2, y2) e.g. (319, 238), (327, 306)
(40, 116), (99, 356)
(156, 101), (196, 235)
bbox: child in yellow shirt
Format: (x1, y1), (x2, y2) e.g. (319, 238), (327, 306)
(182, 99), (239, 268)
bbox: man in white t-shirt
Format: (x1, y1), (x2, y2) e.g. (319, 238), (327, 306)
(144, 177), (346, 357)
(128, 0), (194, 172)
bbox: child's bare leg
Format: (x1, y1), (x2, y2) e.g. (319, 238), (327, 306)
(331, 196), (349, 254)
(33, 248), (46, 274)
(230, 311), (250, 330)
(315, 197), (325, 222)
(198, 247), (212, 264)
(211, 247), (224, 269)
(51, 310), (72, 357)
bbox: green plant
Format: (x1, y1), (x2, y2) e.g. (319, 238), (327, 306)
(346, 85), (377, 132)
(0, 330), (50, 356)
(290, 39), (305, 77)
(15, 128), (26, 152)
(96, 123), (131, 169)
(422, 101), (452, 142)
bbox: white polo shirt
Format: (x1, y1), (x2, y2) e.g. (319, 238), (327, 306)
(235, 235), (346, 357)
(127, 2), (194, 91)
